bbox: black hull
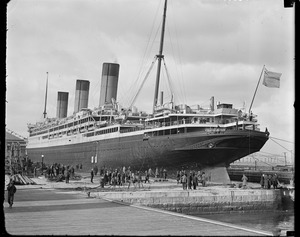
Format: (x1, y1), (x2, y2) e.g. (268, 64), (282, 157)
(27, 130), (269, 171)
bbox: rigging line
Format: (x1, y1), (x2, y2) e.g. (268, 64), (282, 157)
(135, 0), (162, 88)
(118, 6), (162, 109)
(162, 58), (174, 99)
(254, 152), (285, 161)
(120, 20), (162, 109)
(268, 136), (294, 144)
(256, 151), (286, 158)
(129, 56), (157, 108)
(168, 1), (185, 104)
(249, 156), (275, 167)
(166, 26), (185, 104)
(269, 137), (293, 153)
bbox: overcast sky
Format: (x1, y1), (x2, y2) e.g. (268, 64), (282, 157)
(6, 0), (294, 161)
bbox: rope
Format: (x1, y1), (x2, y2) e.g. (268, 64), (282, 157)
(269, 137), (294, 153)
(129, 56), (157, 108)
(269, 136), (294, 144)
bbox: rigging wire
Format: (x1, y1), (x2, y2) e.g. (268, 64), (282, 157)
(168, 1), (186, 105)
(257, 150), (287, 158)
(162, 58), (174, 100)
(118, 1), (162, 109)
(269, 137), (294, 154)
(166, 23), (185, 105)
(129, 56), (157, 108)
(268, 136), (294, 144)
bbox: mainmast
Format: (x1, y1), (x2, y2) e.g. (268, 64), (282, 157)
(43, 72), (48, 119)
(152, 0), (167, 114)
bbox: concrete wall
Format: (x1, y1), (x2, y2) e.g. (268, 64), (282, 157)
(95, 189), (282, 215)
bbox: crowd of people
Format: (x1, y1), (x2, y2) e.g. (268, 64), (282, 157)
(40, 163), (281, 191)
(90, 166), (154, 188)
(89, 166), (209, 190)
(260, 173), (279, 189)
(42, 163), (83, 183)
(176, 169), (207, 190)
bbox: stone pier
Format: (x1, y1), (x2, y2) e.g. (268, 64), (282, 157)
(92, 187), (283, 215)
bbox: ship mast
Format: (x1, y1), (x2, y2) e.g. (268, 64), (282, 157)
(152, 0), (167, 114)
(43, 72), (48, 119)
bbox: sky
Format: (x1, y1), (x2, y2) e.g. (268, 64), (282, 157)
(6, 0), (295, 162)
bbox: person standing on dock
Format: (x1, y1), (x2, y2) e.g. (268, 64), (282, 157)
(90, 169), (94, 183)
(264, 174), (269, 189)
(242, 174), (248, 189)
(145, 170), (150, 183)
(94, 165), (98, 176)
(260, 174), (265, 189)
(7, 179), (17, 208)
(176, 171), (180, 184)
(187, 172), (193, 189)
(267, 174), (272, 189)
(163, 168), (167, 180)
(272, 174), (278, 189)
(65, 169), (70, 183)
(181, 173), (187, 190)
(155, 167), (159, 179)
(192, 172), (198, 190)
(148, 167), (152, 178)
(33, 166), (37, 177)
(201, 172), (206, 187)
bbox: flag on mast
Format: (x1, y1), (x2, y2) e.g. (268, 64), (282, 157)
(263, 69), (281, 88)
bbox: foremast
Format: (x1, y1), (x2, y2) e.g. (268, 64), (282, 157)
(152, 0), (167, 114)
(43, 72), (49, 119)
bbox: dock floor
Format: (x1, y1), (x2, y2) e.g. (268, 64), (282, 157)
(3, 183), (273, 236)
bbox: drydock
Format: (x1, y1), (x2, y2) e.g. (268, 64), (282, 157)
(4, 173), (294, 236)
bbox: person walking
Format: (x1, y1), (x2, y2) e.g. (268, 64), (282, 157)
(7, 179), (17, 208)
(90, 169), (94, 183)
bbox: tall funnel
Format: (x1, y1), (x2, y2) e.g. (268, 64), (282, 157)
(56, 92), (69, 118)
(74, 80), (90, 113)
(99, 63), (120, 107)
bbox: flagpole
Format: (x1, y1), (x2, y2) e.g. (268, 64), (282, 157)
(248, 65), (265, 114)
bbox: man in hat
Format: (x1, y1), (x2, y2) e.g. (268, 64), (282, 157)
(7, 179), (17, 208)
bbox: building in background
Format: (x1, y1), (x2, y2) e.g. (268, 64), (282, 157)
(5, 128), (27, 174)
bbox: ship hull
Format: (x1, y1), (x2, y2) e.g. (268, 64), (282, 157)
(27, 129), (269, 171)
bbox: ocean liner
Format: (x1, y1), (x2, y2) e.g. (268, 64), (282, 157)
(27, 0), (269, 176)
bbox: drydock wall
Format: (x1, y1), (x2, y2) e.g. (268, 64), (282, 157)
(94, 189), (282, 215)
